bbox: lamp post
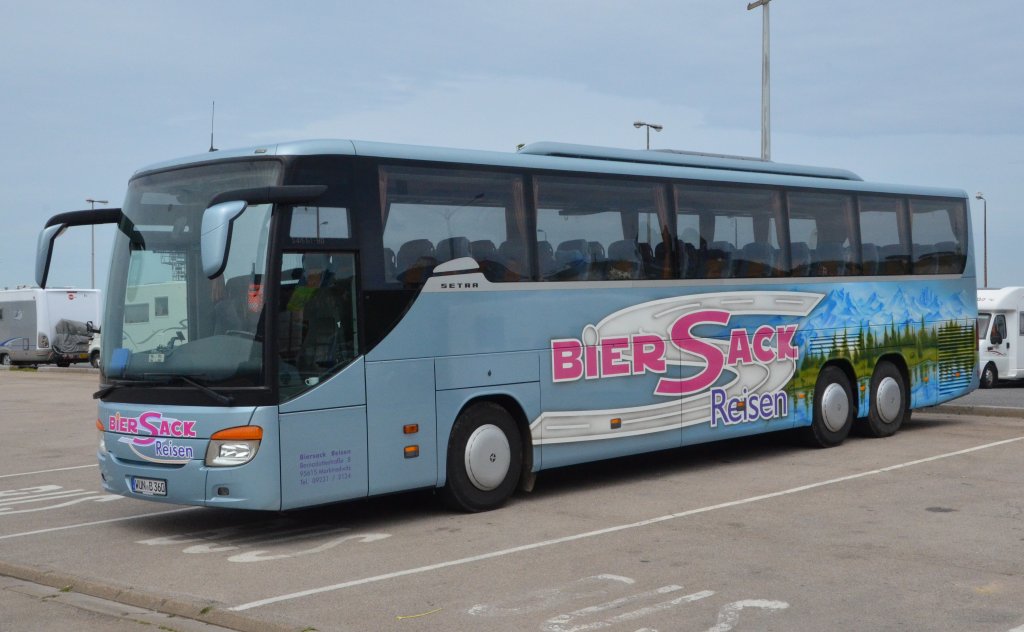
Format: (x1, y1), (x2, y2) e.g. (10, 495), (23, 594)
(86, 198), (108, 288)
(747, 0), (772, 160)
(975, 192), (987, 288)
(633, 121), (663, 150)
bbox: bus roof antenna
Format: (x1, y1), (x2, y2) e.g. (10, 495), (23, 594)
(209, 101), (218, 152)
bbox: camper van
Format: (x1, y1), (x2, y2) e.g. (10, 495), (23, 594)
(0, 288), (101, 367)
(977, 287), (1024, 388)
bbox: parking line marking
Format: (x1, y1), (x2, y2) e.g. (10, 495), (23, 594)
(230, 435), (1024, 612)
(0, 507), (197, 541)
(0, 464), (97, 479)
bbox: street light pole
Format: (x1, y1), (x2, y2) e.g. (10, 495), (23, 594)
(633, 121), (663, 150)
(86, 198), (108, 288)
(747, 0), (772, 160)
(975, 192), (987, 288)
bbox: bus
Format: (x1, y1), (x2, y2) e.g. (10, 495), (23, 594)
(36, 140), (978, 512)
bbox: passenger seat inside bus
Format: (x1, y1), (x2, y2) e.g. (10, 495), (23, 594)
(396, 239), (438, 285)
(705, 241), (734, 278)
(738, 242), (776, 277)
(554, 239), (592, 281)
(436, 237), (471, 263)
(607, 240), (643, 280)
(790, 242), (811, 276)
(812, 241), (847, 276)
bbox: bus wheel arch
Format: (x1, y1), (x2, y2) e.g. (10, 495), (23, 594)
(980, 362), (998, 389)
(804, 361), (856, 448)
(440, 397), (529, 512)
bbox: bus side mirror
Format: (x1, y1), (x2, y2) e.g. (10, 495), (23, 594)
(201, 200), (248, 279)
(36, 224), (67, 288)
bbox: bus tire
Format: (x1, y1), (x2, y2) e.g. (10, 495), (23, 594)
(980, 363), (997, 389)
(441, 401), (522, 513)
(864, 361), (907, 438)
(804, 365), (854, 448)
(0, 353), (10, 366)
(90, 350), (101, 368)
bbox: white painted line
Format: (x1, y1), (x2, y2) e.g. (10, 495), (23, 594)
(0, 507), (197, 541)
(0, 464), (97, 480)
(230, 435), (1024, 612)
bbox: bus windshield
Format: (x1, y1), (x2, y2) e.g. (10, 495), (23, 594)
(102, 160), (281, 387)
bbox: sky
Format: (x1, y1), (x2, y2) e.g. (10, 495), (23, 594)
(2, 1), (1021, 292)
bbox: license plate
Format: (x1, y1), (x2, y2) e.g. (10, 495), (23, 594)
(131, 476), (167, 496)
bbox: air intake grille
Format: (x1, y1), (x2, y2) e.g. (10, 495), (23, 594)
(937, 320), (976, 395)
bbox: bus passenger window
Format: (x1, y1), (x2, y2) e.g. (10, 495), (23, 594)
(535, 176), (671, 282)
(676, 185), (783, 279)
(909, 198), (967, 275)
(788, 192), (856, 277)
(380, 166), (529, 284)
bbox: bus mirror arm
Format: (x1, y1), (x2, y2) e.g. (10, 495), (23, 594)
(201, 185), (328, 279)
(36, 208), (123, 288)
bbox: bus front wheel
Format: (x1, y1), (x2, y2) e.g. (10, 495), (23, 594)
(980, 363), (997, 389)
(804, 366), (854, 448)
(864, 361), (907, 438)
(441, 402), (523, 512)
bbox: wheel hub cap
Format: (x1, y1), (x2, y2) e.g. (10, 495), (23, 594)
(876, 376), (902, 424)
(464, 424), (510, 491)
(821, 383), (850, 432)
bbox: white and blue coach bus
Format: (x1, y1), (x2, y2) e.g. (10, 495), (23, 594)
(36, 140), (978, 512)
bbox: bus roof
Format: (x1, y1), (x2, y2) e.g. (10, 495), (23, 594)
(135, 139), (968, 199)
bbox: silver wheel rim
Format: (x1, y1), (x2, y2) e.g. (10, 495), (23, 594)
(464, 424), (511, 491)
(1, 356), (9, 366)
(876, 376), (902, 424)
(821, 383), (850, 432)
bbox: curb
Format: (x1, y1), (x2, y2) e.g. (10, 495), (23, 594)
(929, 404), (1024, 419)
(0, 365), (98, 374)
(0, 559), (307, 632)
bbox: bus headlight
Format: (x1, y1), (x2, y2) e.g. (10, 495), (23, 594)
(205, 426), (263, 467)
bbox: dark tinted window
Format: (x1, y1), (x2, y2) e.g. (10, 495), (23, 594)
(535, 176), (671, 281)
(380, 167), (528, 285)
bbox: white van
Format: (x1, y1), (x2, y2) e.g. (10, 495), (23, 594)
(977, 287), (1024, 388)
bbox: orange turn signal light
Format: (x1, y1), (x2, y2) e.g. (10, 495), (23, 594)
(211, 426), (263, 441)
(610, 418), (622, 429)
(403, 424), (419, 435)
(96, 419), (104, 431)
(404, 445), (420, 459)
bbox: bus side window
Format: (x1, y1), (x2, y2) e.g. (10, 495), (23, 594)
(789, 191), (856, 277)
(535, 176), (671, 283)
(379, 166), (528, 285)
(909, 198), (968, 275)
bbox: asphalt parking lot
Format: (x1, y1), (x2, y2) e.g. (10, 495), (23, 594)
(1, 367), (1023, 632)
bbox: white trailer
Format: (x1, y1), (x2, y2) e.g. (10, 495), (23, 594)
(976, 286), (1024, 388)
(0, 288), (101, 367)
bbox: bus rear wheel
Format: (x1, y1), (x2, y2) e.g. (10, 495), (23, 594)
(804, 366), (854, 448)
(0, 354), (10, 366)
(864, 361), (907, 438)
(980, 363), (997, 389)
(441, 402), (522, 513)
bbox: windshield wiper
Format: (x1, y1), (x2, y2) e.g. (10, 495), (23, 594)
(94, 378), (172, 399)
(94, 375), (235, 406)
(167, 372), (235, 407)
